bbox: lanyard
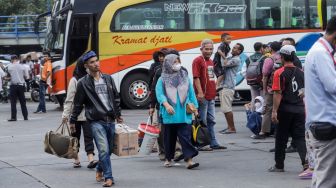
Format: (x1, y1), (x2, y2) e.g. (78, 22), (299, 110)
(319, 39), (336, 67)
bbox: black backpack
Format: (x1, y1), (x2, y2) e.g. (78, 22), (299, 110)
(246, 56), (264, 86)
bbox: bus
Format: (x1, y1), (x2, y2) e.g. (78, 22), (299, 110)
(36, 0), (336, 109)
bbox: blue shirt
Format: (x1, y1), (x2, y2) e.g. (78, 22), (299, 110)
(305, 37), (336, 128)
(156, 78), (198, 125)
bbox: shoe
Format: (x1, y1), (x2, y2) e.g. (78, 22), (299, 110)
(187, 162), (199, 169)
(298, 169), (313, 179)
(24, 117), (28, 121)
(197, 146), (213, 151)
(96, 171), (103, 182)
(87, 160), (98, 169)
(7, 119), (17, 122)
(33, 111), (40, 113)
(73, 162), (81, 168)
(164, 160), (172, 168)
(102, 179), (114, 187)
(158, 153), (165, 161)
(218, 128), (228, 134)
(253, 134), (266, 139)
(211, 145), (227, 150)
(268, 166), (284, 172)
(173, 153), (184, 162)
(269, 148), (275, 152)
(285, 145), (297, 153)
(221, 130), (236, 134)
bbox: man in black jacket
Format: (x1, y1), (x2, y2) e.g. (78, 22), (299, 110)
(70, 51), (122, 187)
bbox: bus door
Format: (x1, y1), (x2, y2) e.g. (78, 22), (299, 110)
(66, 14), (96, 76)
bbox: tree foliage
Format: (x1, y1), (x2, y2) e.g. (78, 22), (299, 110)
(0, 0), (52, 16)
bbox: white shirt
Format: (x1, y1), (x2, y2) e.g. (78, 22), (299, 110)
(305, 37), (336, 127)
(0, 67), (6, 92)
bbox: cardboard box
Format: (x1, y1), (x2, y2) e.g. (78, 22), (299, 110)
(113, 124), (139, 156)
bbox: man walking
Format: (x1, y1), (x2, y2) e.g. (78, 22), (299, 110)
(192, 39), (226, 150)
(7, 55), (29, 121)
(218, 43), (244, 134)
(305, 16), (336, 188)
(70, 51), (122, 187)
(34, 52), (52, 113)
(269, 45), (307, 172)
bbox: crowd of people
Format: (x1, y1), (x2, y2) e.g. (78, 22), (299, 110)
(2, 15), (336, 188)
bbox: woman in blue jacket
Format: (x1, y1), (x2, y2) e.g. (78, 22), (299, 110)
(156, 54), (199, 169)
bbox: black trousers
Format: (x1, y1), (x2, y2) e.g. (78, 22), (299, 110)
(163, 123), (198, 161)
(10, 85), (28, 119)
(71, 121), (95, 155)
(275, 111), (306, 169)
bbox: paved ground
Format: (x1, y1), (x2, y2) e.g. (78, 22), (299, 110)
(0, 102), (311, 188)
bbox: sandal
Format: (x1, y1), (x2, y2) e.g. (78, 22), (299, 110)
(96, 171), (103, 182)
(164, 161), (172, 168)
(187, 162), (199, 169)
(299, 169), (313, 179)
(87, 160), (99, 169)
(73, 162), (81, 168)
(102, 179), (114, 187)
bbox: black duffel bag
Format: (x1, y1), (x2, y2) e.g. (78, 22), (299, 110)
(309, 122), (336, 141)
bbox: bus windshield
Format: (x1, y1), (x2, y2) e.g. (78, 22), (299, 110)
(44, 15), (67, 53)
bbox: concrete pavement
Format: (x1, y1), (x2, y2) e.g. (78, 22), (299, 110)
(0, 102), (310, 188)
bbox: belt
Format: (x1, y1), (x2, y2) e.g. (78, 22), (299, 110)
(103, 116), (114, 122)
(11, 83), (25, 86)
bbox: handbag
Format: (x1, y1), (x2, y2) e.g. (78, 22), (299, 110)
(44, 122), (79, 159)
(191, 116), (211, 147)
(186, 103), (197, 114)
(309, 122), (336, 141)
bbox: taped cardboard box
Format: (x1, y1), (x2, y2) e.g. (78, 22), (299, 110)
(113, 124), (139, 156)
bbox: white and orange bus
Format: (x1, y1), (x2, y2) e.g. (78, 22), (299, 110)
(38, 0), (335, 108)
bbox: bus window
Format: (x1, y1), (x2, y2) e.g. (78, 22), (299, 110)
(113, 0), (185, 31)
(250, 0), (308, 29)
(309, 0), (320, 28)
(188, 0), (247, 30)
(327, 0), (336, 20)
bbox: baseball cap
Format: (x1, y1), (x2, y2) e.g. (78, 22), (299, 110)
(280, 45), (296, 55)
(270, 41), (282, 52)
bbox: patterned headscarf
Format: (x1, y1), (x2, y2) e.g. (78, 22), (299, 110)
(161, 54), (189, 106)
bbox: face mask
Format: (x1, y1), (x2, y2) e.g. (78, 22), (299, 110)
(254, 102), (261, 109)
(172, 63), (181, 72)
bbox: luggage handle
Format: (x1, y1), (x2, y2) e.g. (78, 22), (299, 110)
(55, 122), (71, 136)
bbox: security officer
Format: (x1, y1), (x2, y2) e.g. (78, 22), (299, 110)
(7, 55), (29, 121)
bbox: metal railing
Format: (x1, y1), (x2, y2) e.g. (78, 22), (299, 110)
(0, 15), (47, 37)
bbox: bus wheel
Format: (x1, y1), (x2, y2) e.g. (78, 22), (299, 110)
(121, 73), (150, 109)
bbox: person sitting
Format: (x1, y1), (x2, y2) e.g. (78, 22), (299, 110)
(245, 96), (264, 137)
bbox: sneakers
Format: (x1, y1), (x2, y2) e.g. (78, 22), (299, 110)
(252, 134), (266, 139)
(285, 145), (297, 153)
(33, 111), (46, 114)
(7, 118), (17, 122)
(211, 145), (227, 150)
(268, 166), (284, 172)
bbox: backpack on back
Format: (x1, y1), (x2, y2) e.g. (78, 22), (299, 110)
(246, 56), (264, 86)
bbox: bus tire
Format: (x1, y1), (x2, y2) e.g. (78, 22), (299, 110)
(121, 73), (150, 109)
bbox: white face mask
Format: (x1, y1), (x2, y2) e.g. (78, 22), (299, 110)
(172, 63), (182, 72)
(254, 102), (261, 109)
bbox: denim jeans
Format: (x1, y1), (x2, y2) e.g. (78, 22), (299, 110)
(36, 81), (46, 112)
(198, 99), (220, 147)
(91, 121), (115, 181)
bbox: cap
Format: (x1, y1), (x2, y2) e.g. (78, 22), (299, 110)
(270, 41), (282, 52)
(280, 45), (296, 55)
(82, 51), (97, 62)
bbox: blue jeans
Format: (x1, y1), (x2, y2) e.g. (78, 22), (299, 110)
(36, 81), (46, 112)
(91, 121), (115, 181)
(198, 99), (220, 147)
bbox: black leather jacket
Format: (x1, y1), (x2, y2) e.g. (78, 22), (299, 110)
(70, 74), (121, 124)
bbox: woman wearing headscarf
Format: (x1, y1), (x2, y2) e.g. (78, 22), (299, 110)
(62, 57), (98, 168)
(156, 54), (199, 169)
(245, 96), (264, 137)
